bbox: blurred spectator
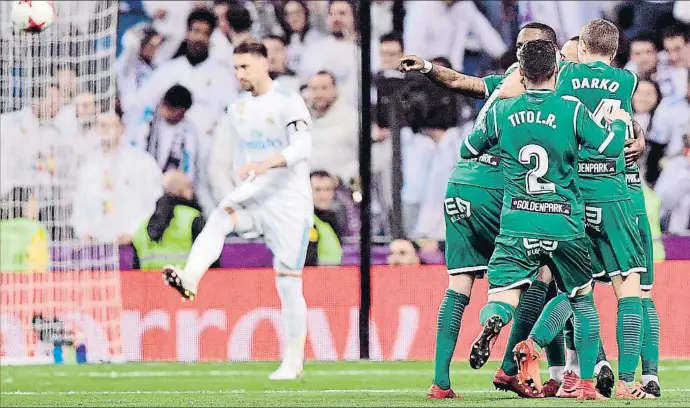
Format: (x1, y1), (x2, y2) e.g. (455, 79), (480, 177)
(132, 170), (219, 270)
(134, 8), (235, 137)
(403, 0), (506, 73)
(386, 238), (421, 266)
(370, 0), (405, 73)
(0, 186), (50, 273)
(243, 0), (283, 39)
(207, 112), (235, 204)
(298, 0), (360, 106)
(305, 171), (345, 266)
(658, 25), (689, 98)
(626, 0), (675, 40)
(649, 72), (690, 165)
(55, 65), (79, 107)
(211, 2), (254, 65)
(128, 85), (215, 216)
(643, 184), (667, 261)
(277, 0), (325, 72)
(116, 23), (162, 117)
(676, 1), (690, 24)
(263, 35), (301, 92)
(53, 88), (101, 168)
(372, 32), (405, 112)
(517, 1), (603, 44)
(626, 34), (659, 81)
(71, 113), (163, 244)
(377, 31), (404, 72)
(631, 79), (663, 184)
(143, 0), (195, 65)
(307, 71), (359, 185)
(655, 132), (690, 235)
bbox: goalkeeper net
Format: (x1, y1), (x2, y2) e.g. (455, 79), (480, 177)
(0, 1), (123, 365)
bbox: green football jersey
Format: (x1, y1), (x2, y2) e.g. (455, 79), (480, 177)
(556, 61), (639, 202)
(448, 63), (519, 189)
(460, 89), (628, 240)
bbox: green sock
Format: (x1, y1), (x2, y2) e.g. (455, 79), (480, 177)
(570, 292), (601, 380)
(499, 281), (549, 376)
(529, 293), (572, 348)
(432, 289), (470, 389)
(596, 338), (608, 364)
(617, 296), (643, 383)
(479, 301), (515, 326)
(545, 330), (566, 368)
(640, 298), (659, 377)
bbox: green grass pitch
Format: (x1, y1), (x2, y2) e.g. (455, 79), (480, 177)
(1, 360), (689, 407)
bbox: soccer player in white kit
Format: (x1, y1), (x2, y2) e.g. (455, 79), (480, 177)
(162, 39), (313, 381)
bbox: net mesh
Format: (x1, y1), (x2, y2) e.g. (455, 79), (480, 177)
(0, 1), (123, 365)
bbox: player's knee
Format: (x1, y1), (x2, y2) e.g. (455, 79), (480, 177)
(208, 207), (235, 234)
(273, 258), (302, 278)
(536, 265), (553, 283)
(229, 209), (253, 233)
(612, 273), (641, 299)
(447, 273), (474, 297)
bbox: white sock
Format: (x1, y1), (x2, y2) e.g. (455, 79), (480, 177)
(565, 348), (580, 376)
(549, 366), (565, 383)
(275, 274), (307, 370)
(641, 374), (659, 386)
(594, 359), (611, 376)
(181, 208), (235, 291)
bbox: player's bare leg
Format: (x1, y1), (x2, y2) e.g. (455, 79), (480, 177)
(163, 206), (253, 299)
(470, 288), (521, 370)
(269, 260), (307, 380)
(428, 273), (474, 399)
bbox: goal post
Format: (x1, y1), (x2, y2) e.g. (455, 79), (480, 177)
(0, 1), (123, 365)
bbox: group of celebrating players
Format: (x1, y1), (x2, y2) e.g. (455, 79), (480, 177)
(400, 19), (660, 401)
(155, 13), (661, 401)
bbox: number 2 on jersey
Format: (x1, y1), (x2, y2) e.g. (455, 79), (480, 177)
(519, 144), (556, 194)
(592, 98), (633, 140)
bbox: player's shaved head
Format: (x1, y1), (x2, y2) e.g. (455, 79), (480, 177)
(519, 40), (557, 85)
(516, 22), (558, 57)
(561, 36), (579, 62)
(580, 19), (619, 59)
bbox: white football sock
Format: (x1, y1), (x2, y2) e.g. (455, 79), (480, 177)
(565, 348), (580, 376)
(594, 359), (611, 376)
(641, 374), (659, 386)
(181, 208), (235, 292)
(549, 366), (565, 383)
(275, 274), (307, 369)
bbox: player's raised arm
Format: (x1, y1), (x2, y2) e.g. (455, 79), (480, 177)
(460, 105), (499, 159)
(399, 55), (486, 98)
(575, 102), (629, 158)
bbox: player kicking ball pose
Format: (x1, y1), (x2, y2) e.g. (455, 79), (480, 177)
(162, 40), (313, 381)
(461, 39), (629, 401)
(399, 23), (566, 399)
(502, 20), (656, 400)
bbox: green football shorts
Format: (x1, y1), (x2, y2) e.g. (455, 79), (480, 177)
(444, 183), (502, 277)
(584, 199), (647, 283)
(487, 234), (593, 298)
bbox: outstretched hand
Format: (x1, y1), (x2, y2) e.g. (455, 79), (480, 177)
(398, 55), (425, 73)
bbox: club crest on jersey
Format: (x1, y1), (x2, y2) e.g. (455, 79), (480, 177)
(444, 197), (471, 221)
(266, 115), (275, 125)
(523, 238), (559, 256)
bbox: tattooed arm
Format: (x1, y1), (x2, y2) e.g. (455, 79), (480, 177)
(398, 55), (487, 99)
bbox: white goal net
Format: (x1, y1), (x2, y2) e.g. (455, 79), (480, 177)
(0, 1), (123, 365)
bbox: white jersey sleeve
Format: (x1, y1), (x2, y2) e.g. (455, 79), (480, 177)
(280, 92), (313, 167)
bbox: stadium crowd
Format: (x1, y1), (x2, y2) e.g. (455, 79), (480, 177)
(1, 0), (689, 270)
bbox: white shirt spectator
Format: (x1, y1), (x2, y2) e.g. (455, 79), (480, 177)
(649, 95), (690, 158)
(404, 1), (507, 72)
(71, 145), (163, 243)
(286, 29), (326, 72)
(309, 97), (359, 183)
(142, 0), (195, 65)
(207, 113), (236, 203)
(412, 126), (466, 241)
(298, 36), (361, 107)
(518, 1), (603, 44)
(655, 155), (690, 234)
(133, 55), (236, 137)
(674, 0), (690, 23)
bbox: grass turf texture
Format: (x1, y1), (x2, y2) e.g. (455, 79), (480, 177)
(1, 361), (689, 407)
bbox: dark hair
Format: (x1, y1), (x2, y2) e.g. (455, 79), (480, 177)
(187, 7), (217, 32)
(519, 39), (557, 84)
(520, 22), (558, 45)
(233, 39), (268, 58)
(313, 70), (337, 86)
(226, 4), (252, 33)
(163, 85), (193, 109)
(140, 26), (160, 48)
(310, 170), (332, 179)
(380, 31), (403, 49)
(662, 24), (690, 43)
(630, 32), (658, 48)
(263, 34), (287, 46)
(580, 19), (619, 57)
(277, 0), (311, 45)
(430, 56), (453, 69)
(328, 0), (358, 34)
(569, 36), (580, 42)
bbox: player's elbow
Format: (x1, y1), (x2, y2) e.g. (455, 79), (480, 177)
(283, 135), (312, 166)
